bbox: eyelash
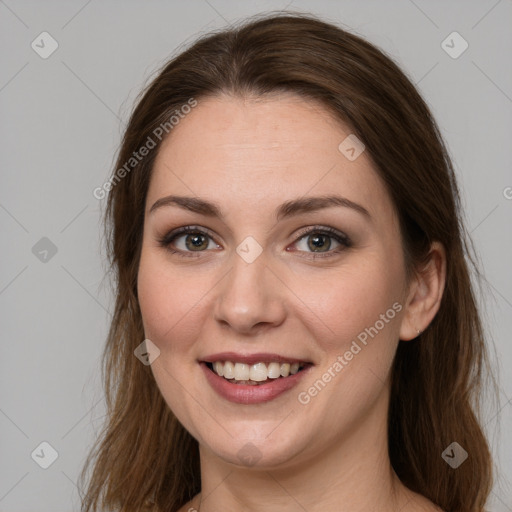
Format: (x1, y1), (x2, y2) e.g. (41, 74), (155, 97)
(158, 225), (352, 260)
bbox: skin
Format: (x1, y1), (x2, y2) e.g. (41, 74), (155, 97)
(137, 93), (446, 512)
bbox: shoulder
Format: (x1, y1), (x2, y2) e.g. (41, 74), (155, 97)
(175, 495), (201, 512)
(413, 496), (445, 512)
(401, 487), (445, 512)
(144, 501), (197, 512)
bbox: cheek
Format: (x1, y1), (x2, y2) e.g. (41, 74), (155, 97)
(296, 256), (403, 351)
(137, 250), (199, 348)
(292, 268), (403, 423)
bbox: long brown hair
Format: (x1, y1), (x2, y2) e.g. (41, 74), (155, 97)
(79, 12), (496, 512)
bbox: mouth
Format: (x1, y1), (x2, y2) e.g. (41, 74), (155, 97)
(205, 360), (309, 385)
(199, 353), (313, 404)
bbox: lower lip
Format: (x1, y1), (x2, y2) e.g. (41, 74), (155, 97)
(200, 362), (311, 404)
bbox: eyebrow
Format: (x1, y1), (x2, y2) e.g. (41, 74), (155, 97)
(149, 194), (371, 221)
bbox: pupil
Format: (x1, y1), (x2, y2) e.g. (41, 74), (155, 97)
(309, 234), (330, 252)
(186, 234), (208, 250)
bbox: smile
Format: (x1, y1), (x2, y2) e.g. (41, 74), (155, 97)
(200, 353), (313, 404)
(207, 361), (306, 385)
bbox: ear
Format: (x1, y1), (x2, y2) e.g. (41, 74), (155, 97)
(399, 241), (447, 341)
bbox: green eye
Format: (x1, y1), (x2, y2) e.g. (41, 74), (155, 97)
(183, 232), (210, 251)
(292, 227), (351, 257)
(159, 225), (351, 259)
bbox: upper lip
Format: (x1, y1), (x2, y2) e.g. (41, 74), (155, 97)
(201, 352), (312, 365)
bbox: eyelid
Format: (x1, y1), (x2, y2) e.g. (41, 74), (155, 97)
(292, 225), (351, 245)
(160, 225), (219, 244)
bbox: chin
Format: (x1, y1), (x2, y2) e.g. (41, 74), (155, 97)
(194, 420), (313, 470)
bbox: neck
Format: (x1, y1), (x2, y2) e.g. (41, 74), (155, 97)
(194, 387), (413, 512)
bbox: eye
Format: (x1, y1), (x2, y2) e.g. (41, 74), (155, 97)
(159, 225), (351, 259)
(289, 226), (351, 258)
(158, 226), (220, 257)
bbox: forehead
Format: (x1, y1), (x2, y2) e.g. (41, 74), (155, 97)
(148, 93), (395, 223)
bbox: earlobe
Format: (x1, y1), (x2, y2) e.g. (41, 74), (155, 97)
(399, 242), (446, 341)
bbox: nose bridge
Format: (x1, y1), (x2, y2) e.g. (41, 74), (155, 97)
(214, 245), (285, 332)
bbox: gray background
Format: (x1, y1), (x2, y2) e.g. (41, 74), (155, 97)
(1, 0), (511, 510)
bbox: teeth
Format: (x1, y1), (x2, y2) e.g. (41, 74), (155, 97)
(249, 362), (268, 382)
(234, 363), (250, 380)
(210, 360), (305, 381)
(267, 362), (281, 379)
(223, 361), (235, 379)
(280, 363), (290, 377)
(213, 361), (224, 377)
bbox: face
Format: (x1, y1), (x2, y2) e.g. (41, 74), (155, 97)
(137, 93), (410, 469)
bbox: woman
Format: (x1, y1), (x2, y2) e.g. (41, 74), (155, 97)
(80, 12), (495, 512)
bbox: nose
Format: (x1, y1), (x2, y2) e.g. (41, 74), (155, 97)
(213, 249), (287, 335)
